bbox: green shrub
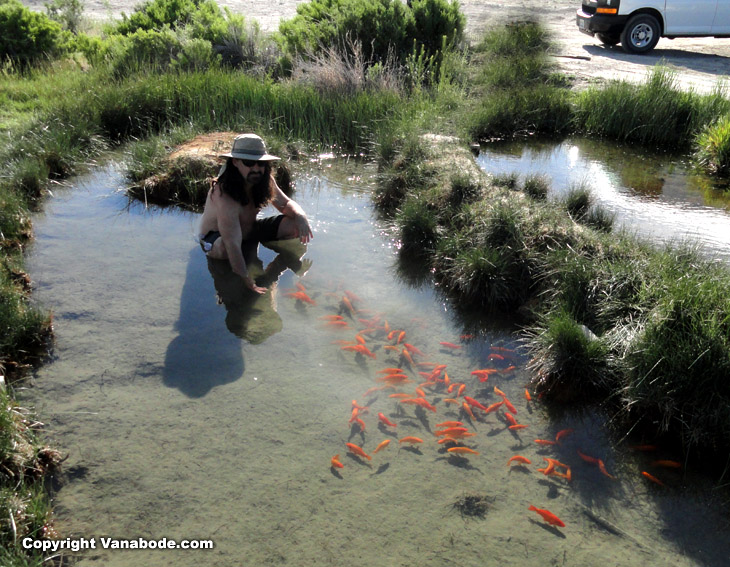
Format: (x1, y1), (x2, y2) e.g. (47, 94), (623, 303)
(44, 0), (84, 33)
(0, 0), (69, 67)
(111, 0), (233, 44)
(694, 113), (730, 176)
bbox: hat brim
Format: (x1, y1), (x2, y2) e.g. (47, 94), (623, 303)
(219, 151), (280, 161)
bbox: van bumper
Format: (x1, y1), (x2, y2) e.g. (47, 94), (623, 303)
(576, 9), (628, 37)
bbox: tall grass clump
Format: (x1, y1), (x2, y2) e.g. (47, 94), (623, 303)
(694, 113), (730, 176)
(466, 21), (572, 140)
(574, 67), (730, 148)
(522, 173), (549, 200)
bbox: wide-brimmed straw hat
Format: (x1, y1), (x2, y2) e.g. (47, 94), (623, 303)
(219, 133), (279, 161)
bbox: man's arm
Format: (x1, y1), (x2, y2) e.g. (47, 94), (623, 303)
(215, 190), (267, 294)
(270, 178), (313, 244)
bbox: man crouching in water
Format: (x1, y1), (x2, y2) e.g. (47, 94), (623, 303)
(198, 133), (313, 294)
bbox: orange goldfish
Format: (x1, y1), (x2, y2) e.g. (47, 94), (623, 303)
(507, 455), (531, 466)
(389, 393), (412, 399)
(462, 402), (476, 420)
(353, 417), (366, 431)
(319, 314), (344, 321)
(373, 439), (391, 454)
(396, 331), (406, 344)
(502, 397), (518, 414)
(435, 427), (469, 437)
(439, 341), (462, 349)
(341, 295), (356, 315)
(463, 396), (489, 412)
(377, 367), (405, 374)
(483, 401), (504, 414)
(437, 421), (464, 428)
(404, 343), (425, 356)
(642, 471), (665, 486)
(524, 389), (532, 401)
(577, 449), (600, 465)
(378, 413), (397, 428)
(355, 335), (367, 345)
(447, 447), (479, 455)
(442, 431), (476, 439)
(488, 353), (505, 361)
(363, 386), (385, 397)
(504, 412), (519, 427)
(597, 459), (616, 479)
(499, 365), (517, 374)
(528, 505), (565, 527)
(376, 373), (411, 384)
(534, 439), (557, 446)
(341, 345), (376, 359)
(491, 346), (515, 353)
(400, 397), (437, 413)
(345, 443), (371, 461)
(493, 386), (506, 397)
(443, 398), (460, 405)
(509, 424), (528, 431)
(399, 436), (424, 445)
(331, 454), (344, 469)
(284, 291), (316, 305)
(415, 387), (426, 398)
(295, 282), (307, 292)
(344, 290), (361, 304)
(437, 437), (461, 445)
(325, 320), (349, 328)
(456, 384), (466, 397)
(651, 460), (682, 469)
(400, 349), (415, 366)
(555, 428), (574, 444)
(383, 345), (401, 353)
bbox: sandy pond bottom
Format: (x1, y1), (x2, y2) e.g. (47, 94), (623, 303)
(23, 159), (730, 567)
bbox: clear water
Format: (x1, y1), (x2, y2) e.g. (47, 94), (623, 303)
(477, 138), (730, 263)
(23, 158), (730, 566)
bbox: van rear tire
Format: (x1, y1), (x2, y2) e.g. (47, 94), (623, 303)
(621, 14), (660, 54)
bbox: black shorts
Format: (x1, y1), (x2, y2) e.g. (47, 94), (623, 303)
(199, 214), (285, 253)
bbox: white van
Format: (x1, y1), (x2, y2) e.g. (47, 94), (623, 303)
(576, 0), (730, 53)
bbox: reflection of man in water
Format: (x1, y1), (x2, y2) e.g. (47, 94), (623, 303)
(206, 244), (311, 344)
(198, 133), (313, 294)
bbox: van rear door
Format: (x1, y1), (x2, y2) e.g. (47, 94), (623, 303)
(665, 0), (718, 34)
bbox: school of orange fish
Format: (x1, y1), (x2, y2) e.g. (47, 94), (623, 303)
(284, 282), (683, 530)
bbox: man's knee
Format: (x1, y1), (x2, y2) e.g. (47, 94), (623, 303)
(276, 216), (298, 240)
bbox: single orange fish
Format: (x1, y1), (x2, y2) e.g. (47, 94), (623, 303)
(577, 449), (600, 465)
(344, 290), (361, 303)
(284, 291), (316, 305)
(373, 439), (391, 454)
(319, 314), (344, 321)
(555, 428), (574, 444)
(355, 335), (367, 345)
(378, 413), (397, 428)
(471, 368), (498, 377)
(630, 444), (658, 452)
(403, 343), (425, 356)
(443, 398), (460, 405)
(544, 457), (570, 470)
(499, 365), (517, 373)
(460, 334), (475, 339)
(528, 505), (565, 527)
(295, 282), (307, 292)
(437, 437), (461, 445)
(494, 386), (506, 397)
(396, 331), (406, 344)
(439, 341), (462, 349)
(353, 417), (366, 431)
(349, 407), (361, 422)
(352, 399), (367, 409)
(400, 397), (437, 413)
(325, 320), (349, 328)
(389, 393), (412, 399)
(377, 367), (405, 375)
(597, 459), (616, 479)
(534, 439), (557, 446)
(363, 386), (384, 396)
(442, 431), (476, 439)
(415, 387), (426, 398)
(652, 460), (682, 469)
(456, 384), (466, 397)
(399, 436), (424, 445)
(509, 424), (528, 430)
(504, 412), (519, 427)
(502, 397), (518, 414)
(447, 447), (479, 455)
(642, 471), (665, 486)
(443, 372), (451, 387)
(341, 295), (356, 315)
(462, 402), (476, 420)
(331, 454), (344, 469)
(524, 389), (532, 401)
(383, 345), (401, 353)
(463, 396), (489, 412)
(345, 443), (371, 461)
(507, 455), (531, 466)
(491, 346), (515, 353)
(488, 353), (505, 361)
(341, 345), (376, 359)
(437, 421), (464, 428)
(435, 427), (469, 437)
(387, 329), (398, 341)
(483, 401), (504, 413)
(376, 373), (411, 383)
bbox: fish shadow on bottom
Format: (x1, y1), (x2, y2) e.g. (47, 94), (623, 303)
(401, 446), (423, 456)
(346, 453), (372, 467)
(508, 465), (531, 474)
(528, 518), (566, 539)
(377, 424), (399, 438)
(330, 467), (344, 479)
(436, 455), (482, 472)
(537, 479), (562, 499)
(373, 463), (390, 475)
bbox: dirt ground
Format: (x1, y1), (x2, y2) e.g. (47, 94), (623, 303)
(21, 0), (730, 93)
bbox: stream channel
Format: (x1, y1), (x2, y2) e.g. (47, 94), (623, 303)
(22, 146), (730, 567)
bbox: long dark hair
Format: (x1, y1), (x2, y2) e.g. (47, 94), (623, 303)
(215, 157), (273, 208)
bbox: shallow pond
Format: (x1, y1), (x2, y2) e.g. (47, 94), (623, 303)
(23, 158), (730, 566)
(477, 138), (730, 263)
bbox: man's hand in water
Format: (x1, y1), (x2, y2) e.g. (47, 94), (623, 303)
(243, 276), (267, 295)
